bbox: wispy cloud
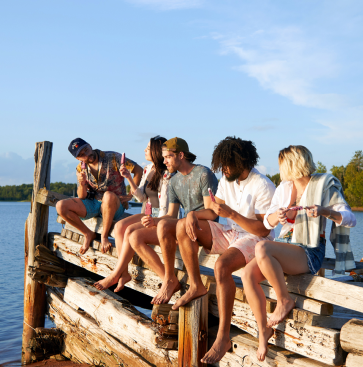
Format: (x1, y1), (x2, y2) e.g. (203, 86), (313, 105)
(213, 27), (346, 110)
(125, 0), (203, 10)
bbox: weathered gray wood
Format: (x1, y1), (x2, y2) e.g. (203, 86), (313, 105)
(340, 319), (363, 354)
(345, 353), (363, 367)
(22, 141), (52, 364)
(36, 188), (70, 207)
(178, 294), (208, 367)
(47, 288), (158, 366)
(209, 326), (334, 367)
(209, 295), (344, 366)
(63, 278), (178, 365)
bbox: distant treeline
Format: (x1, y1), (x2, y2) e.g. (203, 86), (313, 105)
(0, 182), (77, 201)
(266, 150), (363, 207)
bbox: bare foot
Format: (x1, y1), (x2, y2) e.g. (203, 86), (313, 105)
(94, 273), (119, 291)
(79, 232), (97, 255)
(172, 284), (208, 310)
(201, 338), (231, 364)
(257, 327), (274, 362)
(114, 272), (132, 292)
(101, 237), (112, 253)
(151, 277), (181, 305)
(267, 297), (295, 327)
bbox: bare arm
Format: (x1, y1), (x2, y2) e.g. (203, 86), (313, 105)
(141, 202), (180, 228)
(131, 163), (143, 187)
(212, 196), (270, 237)
(76, 171), (88, 199)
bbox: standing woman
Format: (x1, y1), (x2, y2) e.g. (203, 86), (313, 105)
(241, 145), (357, 362)
(95, 135), (174, 291)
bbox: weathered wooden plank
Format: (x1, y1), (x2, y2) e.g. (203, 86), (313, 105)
(208, 295), (344, 366)
(209, 326), (334, 367)
(179, 294), (208, 367)
(36, 188), (70, 207)
(262, 274), (363, 314)
(345, 353), (363, 367)
(47, 288), (157, 366)
(63, 278), (178, 365)
(340, 319), (363, 354)
(22, 141), (52, 364)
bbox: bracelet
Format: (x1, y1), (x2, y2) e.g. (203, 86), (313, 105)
(326, 209), (334, 220)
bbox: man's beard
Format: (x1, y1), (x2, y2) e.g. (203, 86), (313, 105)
(225, 171), (240, 182)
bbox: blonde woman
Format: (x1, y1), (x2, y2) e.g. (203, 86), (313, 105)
(241, 145), (356, 362)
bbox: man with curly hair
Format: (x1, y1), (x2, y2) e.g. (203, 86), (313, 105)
(172, 136), (276, 364)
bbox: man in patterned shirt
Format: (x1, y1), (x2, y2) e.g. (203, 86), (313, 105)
(56, 138), (143, 254)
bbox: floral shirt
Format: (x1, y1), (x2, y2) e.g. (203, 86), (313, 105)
(76, 149), (137, 201)
(132, 163), (174, 217)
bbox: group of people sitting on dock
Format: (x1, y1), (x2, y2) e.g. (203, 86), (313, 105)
(56, 136), (357, 363)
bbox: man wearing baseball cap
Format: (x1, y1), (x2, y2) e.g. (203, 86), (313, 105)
(56, 138), (143, 255)
(128, 137), (219, 304)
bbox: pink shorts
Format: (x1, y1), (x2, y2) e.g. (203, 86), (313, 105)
(206, 221), (260, 265)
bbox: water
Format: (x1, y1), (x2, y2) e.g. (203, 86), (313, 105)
(0, 202), (362, 365)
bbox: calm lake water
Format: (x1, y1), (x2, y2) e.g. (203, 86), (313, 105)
(0, 202), (362, 365)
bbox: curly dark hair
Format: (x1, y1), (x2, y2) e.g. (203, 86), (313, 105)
(211, 136), (259, 173)
(147, 136), (167, 191)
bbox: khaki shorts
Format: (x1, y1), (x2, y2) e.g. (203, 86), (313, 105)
(206, 221), (260, 266)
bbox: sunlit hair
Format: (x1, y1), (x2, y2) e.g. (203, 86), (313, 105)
(278, 145), (316, 181)
(148, 136), (167, 191)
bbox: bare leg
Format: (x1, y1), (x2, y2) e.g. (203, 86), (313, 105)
(151, 218), (181, 304)
(255, 240), (309, 327)
(172, 219), (213, 310)
(56, 198), (96, 254)
(100, 192), (121, 253)
(94, 221), (145, 291)
(242, 259), (273, 362)
(201, 248), (246, 364)
(129, 226), (167, 298)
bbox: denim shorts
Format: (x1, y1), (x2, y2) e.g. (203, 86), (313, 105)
(80, 199), (125, 222)
(274, 232), (326, 275)
(151, 208), (160, 218)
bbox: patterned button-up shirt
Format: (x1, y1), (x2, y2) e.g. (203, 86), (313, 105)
(76, 150), (137, 201)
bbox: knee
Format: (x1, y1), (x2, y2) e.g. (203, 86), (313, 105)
(241, 266), (254, 284)
(176, 218), (187, 240)
(129, 230), (141, 250)
(255, 240), (269, 260)
(157, 219), (172, 239)
(56, 199), (67, 216)
(214, 257), (230, 281)
(102, 191), (118, 204)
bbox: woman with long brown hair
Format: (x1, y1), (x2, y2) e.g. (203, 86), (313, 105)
(94, 135), (175, 291)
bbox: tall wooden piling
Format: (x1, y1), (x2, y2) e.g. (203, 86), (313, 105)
(178, 294), (208, 367)
(22, 141), (53, 364)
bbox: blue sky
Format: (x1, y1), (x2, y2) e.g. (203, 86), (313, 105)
(1, 0), (362, 184)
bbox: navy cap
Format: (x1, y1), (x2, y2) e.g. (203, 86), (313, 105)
(68, 138), (90, 158)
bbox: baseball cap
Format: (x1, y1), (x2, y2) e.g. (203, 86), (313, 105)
(163, 137), (190, 153)
(68, 138), (90, 158)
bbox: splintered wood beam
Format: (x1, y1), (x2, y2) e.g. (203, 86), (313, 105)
(178, 294), (208, 367)
(208, 295), (345, 366)
(210, 326), (334, 367)
(36, 189), (71, 207)
(262, 274), (363, 314)
(47, 288), (157, 367)
(63, 278), (178, 363)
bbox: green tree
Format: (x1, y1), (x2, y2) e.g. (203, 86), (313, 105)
(315, 161), (327, 173)
(331, 165), (345, 190)
(344, 151), (363, 207)
(266, 173), (281, 187)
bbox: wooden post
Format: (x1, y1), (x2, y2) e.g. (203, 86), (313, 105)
(178, 294), (208, 367)
(22, 141), (53, 364)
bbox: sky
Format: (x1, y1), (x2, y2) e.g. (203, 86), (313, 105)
(0, 0), (362, 185)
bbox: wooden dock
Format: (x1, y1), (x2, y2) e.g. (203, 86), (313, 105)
(22, 141), (363, 367)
